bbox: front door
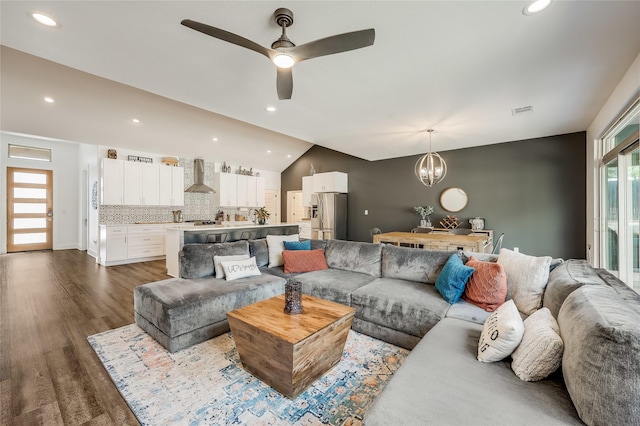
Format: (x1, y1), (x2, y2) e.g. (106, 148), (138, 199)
(7, 167), (53, 252)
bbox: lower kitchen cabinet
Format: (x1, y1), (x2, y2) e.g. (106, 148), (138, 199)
(99, 224), (165, 266)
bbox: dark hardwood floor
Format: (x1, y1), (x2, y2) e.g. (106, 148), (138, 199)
(1, 250), (170, 425)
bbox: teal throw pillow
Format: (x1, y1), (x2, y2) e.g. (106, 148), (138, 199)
(283, 240), (311, 251)
(435, 253), (475, 304)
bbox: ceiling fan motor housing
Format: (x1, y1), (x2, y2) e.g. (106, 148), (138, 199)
(274, 8), (294, 27)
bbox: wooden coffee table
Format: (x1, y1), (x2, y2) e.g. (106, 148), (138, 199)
(227, 294), (355, 398)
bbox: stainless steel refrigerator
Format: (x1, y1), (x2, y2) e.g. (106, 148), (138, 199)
(311, 193), (347, 240)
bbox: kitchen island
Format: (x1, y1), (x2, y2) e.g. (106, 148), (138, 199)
(165, 223), (299, 277)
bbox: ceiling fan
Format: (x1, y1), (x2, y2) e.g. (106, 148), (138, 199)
(181, 8), (375, 100)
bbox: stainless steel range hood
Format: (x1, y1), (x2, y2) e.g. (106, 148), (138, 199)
(185, 159), (215, 193)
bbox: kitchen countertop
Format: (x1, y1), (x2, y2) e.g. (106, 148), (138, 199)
(165, 223), (296, 231)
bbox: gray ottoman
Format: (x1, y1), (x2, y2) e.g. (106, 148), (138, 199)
(134, 274), (286, 352)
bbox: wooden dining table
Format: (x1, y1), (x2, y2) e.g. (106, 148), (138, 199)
(373, 231), (492, 253)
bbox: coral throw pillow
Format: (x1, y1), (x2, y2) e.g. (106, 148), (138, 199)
(463, 256), (508, 312)
(283, 249), (329, 274)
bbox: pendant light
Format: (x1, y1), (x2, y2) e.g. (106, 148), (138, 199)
(415, 129), (447, 187)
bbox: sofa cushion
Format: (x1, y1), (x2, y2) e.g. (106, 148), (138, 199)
(282, 249), (328, 273)
(291, 269), (376, 306)
(445, 299), (492, 325)
(498, 248), (552, 315)
(325, 239), (382, 277)
(351, 278), (450, 338)
(364, 318), (582, 426)
(213, 254), (249, 279)
(511, 307), (563, 382)
(381, 245), (452, 283)
(249, 239), (269, 267)
(221, 256), (261, 281)
(462, 256), (507, 312)
(477, 299), (524, 363)
(180, 241), (249, 279)
(558, 285), (640, 426)
(435, 253), (475, 304)
(266, 234), (299, 267)
(543, 259), (606, 318)
(283, 240), (311, 250)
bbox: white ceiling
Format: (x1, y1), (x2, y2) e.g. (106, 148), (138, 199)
(1, 1), (639, 172)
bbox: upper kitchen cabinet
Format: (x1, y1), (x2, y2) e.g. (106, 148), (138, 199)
(124, 162), (159, 205)
(312, 171), (348, 193)
(302, 176), (315, 207)
(214, 172), (238, 207)
(159, 166), (185, 206)
(215, 173), (266, 207)
(101, 158), (124, 205)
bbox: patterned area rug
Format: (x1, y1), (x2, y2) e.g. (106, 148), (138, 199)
(88, 325), (408, 425)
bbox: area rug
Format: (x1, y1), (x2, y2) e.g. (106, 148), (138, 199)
(88, 325), (408, 425)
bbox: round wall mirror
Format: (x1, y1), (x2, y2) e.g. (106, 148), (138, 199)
(440, 187), (468, 212)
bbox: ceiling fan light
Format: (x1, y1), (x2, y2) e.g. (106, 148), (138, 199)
(273, 53), (294, 69)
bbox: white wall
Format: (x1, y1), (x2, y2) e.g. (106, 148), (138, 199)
(586, 52), (640, 266)
(1, 132), (82, 253)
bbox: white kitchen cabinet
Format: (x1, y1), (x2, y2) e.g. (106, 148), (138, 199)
(99, 224), (165, 266)
(99, 225), (128, 263)
(297, 221), (312, 239)
(214, 172), (238, 207)
(124, 162), (160, 205)
(237, 175), (249, 207)
(312, 171), (348, 193)
(302, 176), (314, 207)
(256, 177), (265, 206)
(127, 225), (164, 258)
(159, 166), (184, 206)
(215, 173), (265, 207)
(101, 158), (124, 205)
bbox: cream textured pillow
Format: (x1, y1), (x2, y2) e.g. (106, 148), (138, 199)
(220, 257), (261, 281)
(477, 300), (524, 363)
(213, 254), (250, 279)
(511, 307), (563, 381)
(266, 234), (299, 267)
(497, 248), (552, 315)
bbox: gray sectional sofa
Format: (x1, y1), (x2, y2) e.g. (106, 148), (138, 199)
(133, 238), (640, 425)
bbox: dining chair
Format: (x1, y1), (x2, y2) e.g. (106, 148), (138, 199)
(492, 233), (505, 254)
(369, 227), (382, 242)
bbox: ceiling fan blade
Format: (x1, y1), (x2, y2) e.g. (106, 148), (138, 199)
(291, 29), (375, 61)
(181, 19), (273, 59)
(277, 68), (293, 100)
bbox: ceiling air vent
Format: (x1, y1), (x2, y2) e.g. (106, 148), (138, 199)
(512, 105), (534, 116)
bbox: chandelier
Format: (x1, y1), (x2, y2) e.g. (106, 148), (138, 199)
(414, 129), (447, 187)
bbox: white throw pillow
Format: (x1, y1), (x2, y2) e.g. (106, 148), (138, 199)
(511, 307), (564, 381)
(266, 234), (300, 267)
(477, 299), (524, 363)
(220, 257), (261, 281)
(497, 248), (552, 315)
(213, 254), (250, 278)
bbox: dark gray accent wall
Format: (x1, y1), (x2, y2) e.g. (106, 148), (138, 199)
(282, 132), (586, 259)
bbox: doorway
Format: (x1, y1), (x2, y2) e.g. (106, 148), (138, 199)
(286, 190), (305, 224)
(7, 167), (53, 252)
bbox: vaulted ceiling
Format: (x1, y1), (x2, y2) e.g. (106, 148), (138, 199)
(1, 1), (639, 172)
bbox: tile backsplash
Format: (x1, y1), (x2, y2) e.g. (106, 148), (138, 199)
(100, 158), (221, 224)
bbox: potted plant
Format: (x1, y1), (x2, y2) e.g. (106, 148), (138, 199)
(256, 207), (270, 225)
(413, 205), (434, 228)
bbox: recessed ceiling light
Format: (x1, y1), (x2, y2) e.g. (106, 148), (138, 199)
(265, 106), (277, 112)
(267, 150), (272, 154)
(44, 97), (55, 103)
(30, 11), (59, 27)
(131, 118), (140, 124)
(523, 0), (551, 15)
(212, 137), (218, 142)
(287, 154), (292, 158)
